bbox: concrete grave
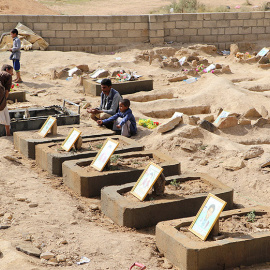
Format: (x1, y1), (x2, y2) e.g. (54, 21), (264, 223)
(8, 91), (26, 102)
(101, 173), (233, 229)
(63, 150), (180, 197)
(156, 206), (270, 270)
(83, 78), (153, 96)
(36, 135), (144, 176)
(13, 125), (115, 159)
(0, 105), (79, 136)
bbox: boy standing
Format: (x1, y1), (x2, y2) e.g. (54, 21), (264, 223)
(97, 99), (137, 137)
(9, 29), (22, 83)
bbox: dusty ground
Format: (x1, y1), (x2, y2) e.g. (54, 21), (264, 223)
(0, 0), (268, 15)
(0, 43), (270, 269)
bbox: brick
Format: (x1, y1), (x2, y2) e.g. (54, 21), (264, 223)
(150, 15), (166, 23)
(203, 35), (217, 43)
(69, 30), (85, 38)
(230, 35), (244, 42)
(164, 21), (176, 28)
(141, 29), (148, 37)
(49, 38), (64, 46)
(41, 30), (56, 38)
(53, 16), (70, 23)
(190, 35), (203, 43)
(243, 34), (258, 40)
(240, 27), (252, 34)
(197, 14), (204, 20)
(3, 23), (16, 30)
(92, 23), (106, 30)
(184, 28), (197, 35)
(217, 20), (230, 27)
(106, 38), (119, 45)
(230, 20), (244, 27)
(265, 12), (270, 19)
(211, 28), (225, 35)
(48, 23), (63, 30)
(92, 37), (107, 45)
(114, 29), (128, 37)
(252, 26), (266, 34)
(111, 16), (128, 23)
(38, 16), (55, 23)
(258, 33), (270, 40)
(0, 15), (9, 23)
(127, 29), (143, 37)
(134, 22), (148, 30)
(63, 23), (77, 30)
(127, 16), (147, 23)
(84, 30), (99, 37)
(169, 14), (183, 21)
(198, 28), (211, 35)
(69, 16), (85, 23)
(224, 12), (238, 20)
(0, 23), (3, 30)
(150, 37), (164, 44)
(175, 21), (190, 28)
(203, 13), (211, 20)
(98, 16), (112, 23)
(165, 36), (176, 42)
(33, 23), (48, 31)
(250, 12), (265, 19)
(55, 30), (70, 38)
(84, 16), (99, 23)
(63, 37), (80, 45)
(203, 20), (217, 28)
(182, 14), (198, 21)
(238, 13), (251, 19)
(120, 23), (135, 30)
(8, 15), (23, 22)
(210, 13), (224, 20)
(243, 20), (258, 27)
(178, 36), (190, 43)
(106, 23), (121, 30)
(99, 30), (113, 38)
(225, 27), (239, 35)
(170, 29), (184, 36)
(77, 24), (92, 30)
(190, 20), (202, 28)
(21, 15), (39, 23)
(218, 35), (230, 42)
(263, 19), (270, 26)
(149, 22), (164, 30)
(257, 20), (264, 26)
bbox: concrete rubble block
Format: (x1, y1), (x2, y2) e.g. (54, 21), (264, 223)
(178, 125), (200, 138)
(221, 65), (231, 73)
(35, 135), (144, 176)
(243, 146), (264, 160)
(101, 173), (233, 228)
(13, 126), (115, 159)
(223, 157), (245, 171)
(76, 64), (89, 72)
(16, 242), (41, 257)
(96, 70), (109, 78)
(8, 91), (26, 102)
(238, 118), (251, 125)
(63, 150), (181, 197)
(261, 105), (268, 118)
(156, 206), (270, 270)
(40, 251), (55, 260)
(203, 115), (214, 122)
(230, 43), (239, 55)
(253, 117), (269, 127)
(199, 120), (217, 133)
(243, 107), (262, 119)
(157, 116), (182, 133)
(180, 141), (197, 152)
(217, 115), (238, 129)
(83, 78), (153, 96)
(168, 75), (188, 82)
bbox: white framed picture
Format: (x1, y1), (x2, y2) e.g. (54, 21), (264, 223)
(38, 116), (57, 138)
(61, 127), (82, 152)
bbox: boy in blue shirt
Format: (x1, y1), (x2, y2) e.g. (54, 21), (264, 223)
(9, 29), (22, 83)
(97, 99), (137, 137)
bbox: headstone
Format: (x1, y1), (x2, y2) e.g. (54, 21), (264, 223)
(16, 243), (41, 257)
(199, 120), (217, 133)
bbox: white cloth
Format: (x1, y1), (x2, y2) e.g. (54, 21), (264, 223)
(113, 117), (131, 137)
(0, 106), (10, 126)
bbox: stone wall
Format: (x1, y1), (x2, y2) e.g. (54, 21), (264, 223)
(0, 12), (269, 52)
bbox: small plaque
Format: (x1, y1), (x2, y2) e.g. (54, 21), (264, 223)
(189, 193), (227, 241)
(131, 162), (163, 201)
(38, 116), (57, 138)
(61, 127), (82, 152)
(91, 138), (119, 171)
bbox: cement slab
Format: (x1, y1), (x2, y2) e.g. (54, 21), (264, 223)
(156, 206), (270, 270)
(83, 78), (153, 96)
(63, 150), (180, 197)
(14, 125), (115, 159)
(36, 135), (144, 176)
(8, 91), (26, 102)
(101, 173), (234, 229)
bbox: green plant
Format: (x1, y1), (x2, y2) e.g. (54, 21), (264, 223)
(88, 145), (92, 151)
(170, 179), (180, 188)
(96, 143), (103, 149)
(110, 155), (121, 163)
(247, 210), (256, 222)
(200, 145), (208, 150)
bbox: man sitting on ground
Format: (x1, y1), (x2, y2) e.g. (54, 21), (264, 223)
(87, 78), (121, 121)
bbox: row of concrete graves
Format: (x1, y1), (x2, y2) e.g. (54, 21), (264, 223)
(13, 115), (270, 270)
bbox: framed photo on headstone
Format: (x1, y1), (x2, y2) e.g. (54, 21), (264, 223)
(91, 138), (119, 171)
(189, 193), (227, 241)
(257, 47), (269, 57)
(131, 162), (163, 201)
(61, 127), (82, 152)
(38, 116), (57, 138)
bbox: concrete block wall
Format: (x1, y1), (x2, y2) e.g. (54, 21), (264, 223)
(0, 12), (270, 52)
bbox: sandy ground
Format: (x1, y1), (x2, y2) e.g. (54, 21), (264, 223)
(0, 43), (269, 269)
(0, 0), (267, 15)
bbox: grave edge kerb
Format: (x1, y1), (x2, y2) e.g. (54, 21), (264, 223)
(156, 206), (270, 250)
